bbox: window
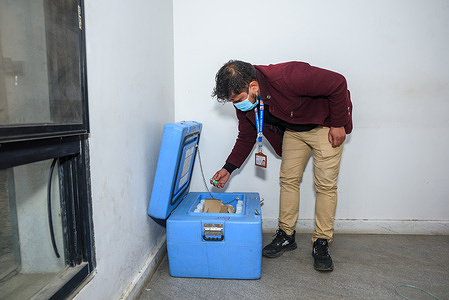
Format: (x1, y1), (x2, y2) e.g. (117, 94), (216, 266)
(0, 1), (93, 299)
(0, 0), (88, 141)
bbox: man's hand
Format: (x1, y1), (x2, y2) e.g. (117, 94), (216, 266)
(210, 168), (230, 188)
(328, 127), (346, 147)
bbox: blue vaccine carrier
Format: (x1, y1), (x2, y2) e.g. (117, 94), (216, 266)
(148, 121), (262, 279)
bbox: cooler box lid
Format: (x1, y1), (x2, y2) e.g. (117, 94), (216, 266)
(148, 121), (202, 219)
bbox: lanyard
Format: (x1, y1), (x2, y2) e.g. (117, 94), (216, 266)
(254, 98), (264, 153)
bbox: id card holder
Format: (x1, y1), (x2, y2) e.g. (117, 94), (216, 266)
(255, 152), (267, 168)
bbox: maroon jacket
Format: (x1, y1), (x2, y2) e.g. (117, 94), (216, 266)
(225, 61), (353, 170)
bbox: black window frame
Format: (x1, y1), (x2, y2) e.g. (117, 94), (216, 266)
(0, 1), (94, 298)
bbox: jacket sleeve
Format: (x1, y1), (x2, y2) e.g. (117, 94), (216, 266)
(283, 62), (349, 128)
(225, 108), (257, 170)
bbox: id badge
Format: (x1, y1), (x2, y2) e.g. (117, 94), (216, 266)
(255, 152), (267, 168)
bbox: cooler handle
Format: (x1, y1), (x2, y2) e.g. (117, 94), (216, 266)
(203, 223), (224, 241)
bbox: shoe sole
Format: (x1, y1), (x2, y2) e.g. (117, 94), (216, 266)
(262, 242), (297, 258)
(313, 263), (334, 272)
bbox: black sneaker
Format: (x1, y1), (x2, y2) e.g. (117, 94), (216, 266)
(262, 229), (297, 258)
(312, 238), (334, 271)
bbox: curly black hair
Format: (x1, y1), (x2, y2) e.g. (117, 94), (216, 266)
(212, 60), (257, 103)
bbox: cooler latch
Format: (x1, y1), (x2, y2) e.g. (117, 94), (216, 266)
(203, 223), (224, 241)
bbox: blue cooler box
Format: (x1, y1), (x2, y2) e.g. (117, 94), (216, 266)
(148, 121), (262, 279)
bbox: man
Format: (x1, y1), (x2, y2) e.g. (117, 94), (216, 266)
(210, 60), (353, 271)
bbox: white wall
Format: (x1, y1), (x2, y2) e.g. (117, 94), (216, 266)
(174, 0), (449, 234)
(72, 1), (448, 298)
(75, 0), (174, 299)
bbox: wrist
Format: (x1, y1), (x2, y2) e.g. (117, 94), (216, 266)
(223, 162), (237, 174)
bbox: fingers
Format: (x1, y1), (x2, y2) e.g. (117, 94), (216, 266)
(329, 127), (346, 147)
(330, 135), (345, 147)
(210, 169), (230, 188)
(335, 136), (346, 147)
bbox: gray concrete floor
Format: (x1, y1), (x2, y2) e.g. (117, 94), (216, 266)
(138, 233), (449, 300)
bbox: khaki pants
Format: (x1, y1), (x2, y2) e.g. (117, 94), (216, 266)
(279, 126), (344, 242)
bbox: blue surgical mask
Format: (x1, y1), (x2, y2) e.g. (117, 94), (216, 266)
(233, 90), (259, 111)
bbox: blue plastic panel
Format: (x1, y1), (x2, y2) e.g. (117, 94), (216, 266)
(148, 121), (202, 219)
(167, 192), (262, 279)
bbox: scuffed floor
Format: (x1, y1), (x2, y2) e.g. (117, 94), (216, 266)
(139, 233), (449, 300)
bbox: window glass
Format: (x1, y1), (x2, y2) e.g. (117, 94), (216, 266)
(0, 160), (66, 299)
(0, 0), (82, 126)
(0, 1), (92, 298)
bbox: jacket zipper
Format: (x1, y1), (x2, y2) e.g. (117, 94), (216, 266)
(290, 97), (302, 118)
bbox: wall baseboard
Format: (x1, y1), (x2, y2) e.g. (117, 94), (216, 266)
(262, 218), (449, 235)
(120, 235), (167, 300)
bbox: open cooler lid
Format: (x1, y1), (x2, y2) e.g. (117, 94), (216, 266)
(148, 121), (202, 219)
